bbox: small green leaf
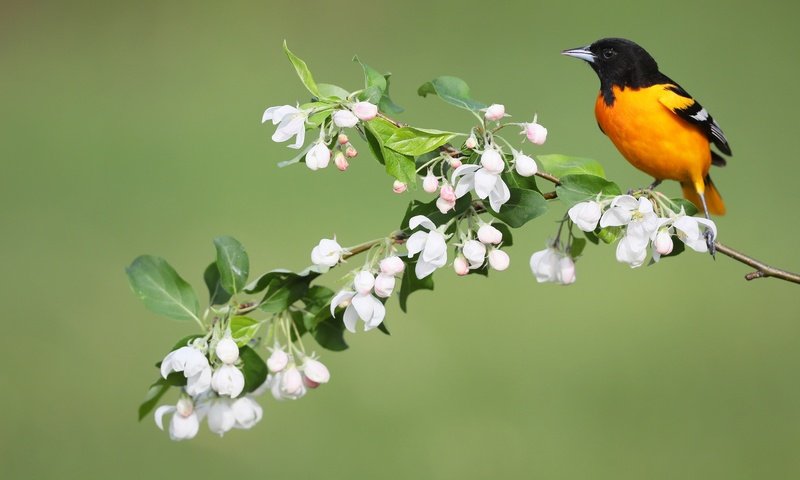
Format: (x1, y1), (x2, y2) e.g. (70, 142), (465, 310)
(398, 258), (434, 312)
(313, 315), (348, 351)
(502, 169), (541, 192)
(365, 118), (417, 184)
(138, 378), (171, 421)
(240, 346), (268, 394)
(597, 226), (623, 244)
(385, 127), (456, 156)
(259, 274), (315, 313)
(418, 76), (486, 111)
(555, 174), (621, 207)
(584, 230), (600, 245)
(353, 56), (404, 114)
(536, 154), (606, 179)
(317, 83), (350, 100)
(282, 40), (320, 97)
(213, 236), (249, 295)
(229, 316), (261, 347)
(668, 198), (699, 216)
(126, 255), (200, 322)
(489, 189), (548, 228)
(570, 238), (587, 258)
(203, 262), (232, 305)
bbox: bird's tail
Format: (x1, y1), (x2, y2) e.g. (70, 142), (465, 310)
(682, 175), (726, 216)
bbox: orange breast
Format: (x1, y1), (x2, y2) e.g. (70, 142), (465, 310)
(595, 85), (711, 184)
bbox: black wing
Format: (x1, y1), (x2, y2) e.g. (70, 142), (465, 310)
(663, 80), (732, 157)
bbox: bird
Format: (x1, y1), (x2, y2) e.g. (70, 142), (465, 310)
(562, 38), (731, 252)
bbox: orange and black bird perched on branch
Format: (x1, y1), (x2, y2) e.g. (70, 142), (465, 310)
(562, 38), (731, 250)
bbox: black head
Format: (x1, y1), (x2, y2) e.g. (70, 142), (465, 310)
(563, 38), (662, 92)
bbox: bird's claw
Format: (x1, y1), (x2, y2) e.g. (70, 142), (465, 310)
(704, 230), (716, 257)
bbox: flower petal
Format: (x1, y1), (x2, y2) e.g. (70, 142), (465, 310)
(488, 176), (510, 212)
(473, 168), (498, 199)
(600, 206), (632, 228)
(343, 304), (359, 333)
(450, 163), (481, 185)
(421, 231), (447, 263)
(351, 293), (375, 322)
(330, 290), (355, 316)
(409, 215), (437, 231)
(406, 231), (428, 258)
(154, 405), (176, 431)
(415, 259), (438, 279)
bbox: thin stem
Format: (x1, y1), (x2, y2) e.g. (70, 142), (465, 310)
(714, 242), (800, 284)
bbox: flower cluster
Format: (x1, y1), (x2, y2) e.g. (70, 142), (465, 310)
(263, 346), (330, 400)
(455, 222), (510, 274)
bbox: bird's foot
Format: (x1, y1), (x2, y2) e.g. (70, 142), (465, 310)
(647, 179), (663, 191)
(704, 230), (716, 258)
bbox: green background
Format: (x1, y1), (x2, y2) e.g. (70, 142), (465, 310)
(3, 0), (799, 478)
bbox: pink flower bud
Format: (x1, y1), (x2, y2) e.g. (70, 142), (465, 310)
(345, 146), (358, 158)
(176, 397), (194, 417)
(436, 196), (456, 214)
(267, 348), (289, 373)
(449, 157), (463, 169)
(281, 366), (304, 395)
(305, 142), (331, 171)
(423, 170), (439, 193)
(379, 256), (405, 275)
(654, 230), (674, 255)
(302, 358), (330, 384)
(439, 184), (456, 202)
(480, 148), (504, 174)
(303, 376), (320, 389)
(488, 249), (510, 271)
(453, 255), (469, 276)
(465, 135), (478, 150)
(558, 257), (576, 285)
(477, 224), (503, 244)
(334, 152), (349, 171)
(332, 109), (359, 128)
(352, 101), (378, 121)
(524, 121), (548, 145)
(484, 104), (506, 121)
(373, 273), (396, 298)
(337, 133), (349, 145)
(514, 153), (538, 177)
(392, 180), (407, 194)
(354, 270), (375, 295)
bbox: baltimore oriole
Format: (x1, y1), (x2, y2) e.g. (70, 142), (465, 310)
(562, 38), (731, 249)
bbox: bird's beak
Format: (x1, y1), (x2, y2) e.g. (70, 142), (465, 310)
(561, 46), (596, 64)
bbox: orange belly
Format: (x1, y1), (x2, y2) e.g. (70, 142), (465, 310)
(595, 85), (711, 184)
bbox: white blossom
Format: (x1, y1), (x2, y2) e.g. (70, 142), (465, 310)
(477, 224), (503, 245)
(207, 398), (236, 436)
(267, 346), (289, 373)
(262, 105), (308, 149)
(672, 215), (717, 253)
(266, 371), (306, 401)
(211, 364), (245, 398)
(302, 357), (330, 386)
(161, 346), (213, 396)
(332, 109), (359, 128)
(215, 337), (239, 365)
(462, 239), (486, 269)
(514, 152), (538, 177)
(488, 248), (510, 271)
(406, 215), (448, 279)
(530, 247), (575, 284)
(568, 201), (602, 232)
(231, 397), (263, 430)
(185, 365), (212, 396)
(311, 238), (344, 268)
(451, 163), (510, 212)
(601, 195), (660, 253)
(615, 235), (648, 268)
(436, 196), (456, 214)
(352, 101), (378, 121)
(480, 148), (505, 174)
(558, 256), (576, 284)
(483, 104), (507, 121)
(379, 256), (405, 276)
(423, 170), (439, 193)
(373, 273), (396, 298)
(330, 288), (386, 333)
(453, 255), (469, 276)
(653, 230), (674, 256)
(154, 399), (200, 441)
(353, 270), (375, 295)
(305, 141), (331, 170)
(465, 134), (478, 149)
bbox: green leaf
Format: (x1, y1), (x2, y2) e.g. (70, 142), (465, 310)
(138, 378), (171, 421)
(570, 238), (587, 258)
(365, 118), (417, 184)
(584, 230), (600, 245)
(597, 226), (624, 244)
(502, 169), (541, 192)
(489, 189), (548, 228)
(400, 195), (472, 230)
(240, 346), (268, 394)
(259, 274), (315, 313)
(313, 315), (349, 351)
(317, 83), (350, 100)
(203, 262), (232, 305)
(213, 236), (249, 295)
(668, 198), (699, 216)
(536, 154), (606, 179)
(282, 40), (320, 97)
(418, 76), (486, 111)
(353, 56), (404, 114)
(398, 258), (434, 313)
(555, 174), (622, 207)
(126, 255), (200, 322)
(229, 316), (261, 347)
(384, 127), (456, 156)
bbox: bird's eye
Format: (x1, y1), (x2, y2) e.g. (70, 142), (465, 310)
(602, 49), (616, 59)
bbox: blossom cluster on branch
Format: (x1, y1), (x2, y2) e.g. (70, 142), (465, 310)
(126, 41), (797, 442)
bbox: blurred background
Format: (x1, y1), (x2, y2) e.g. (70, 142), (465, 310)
(2, 0), (799, 478)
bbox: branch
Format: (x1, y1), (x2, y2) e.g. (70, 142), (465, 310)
(714, 242), (800, 284)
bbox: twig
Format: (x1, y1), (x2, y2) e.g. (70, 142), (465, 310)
(714, 242), (800, 284)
